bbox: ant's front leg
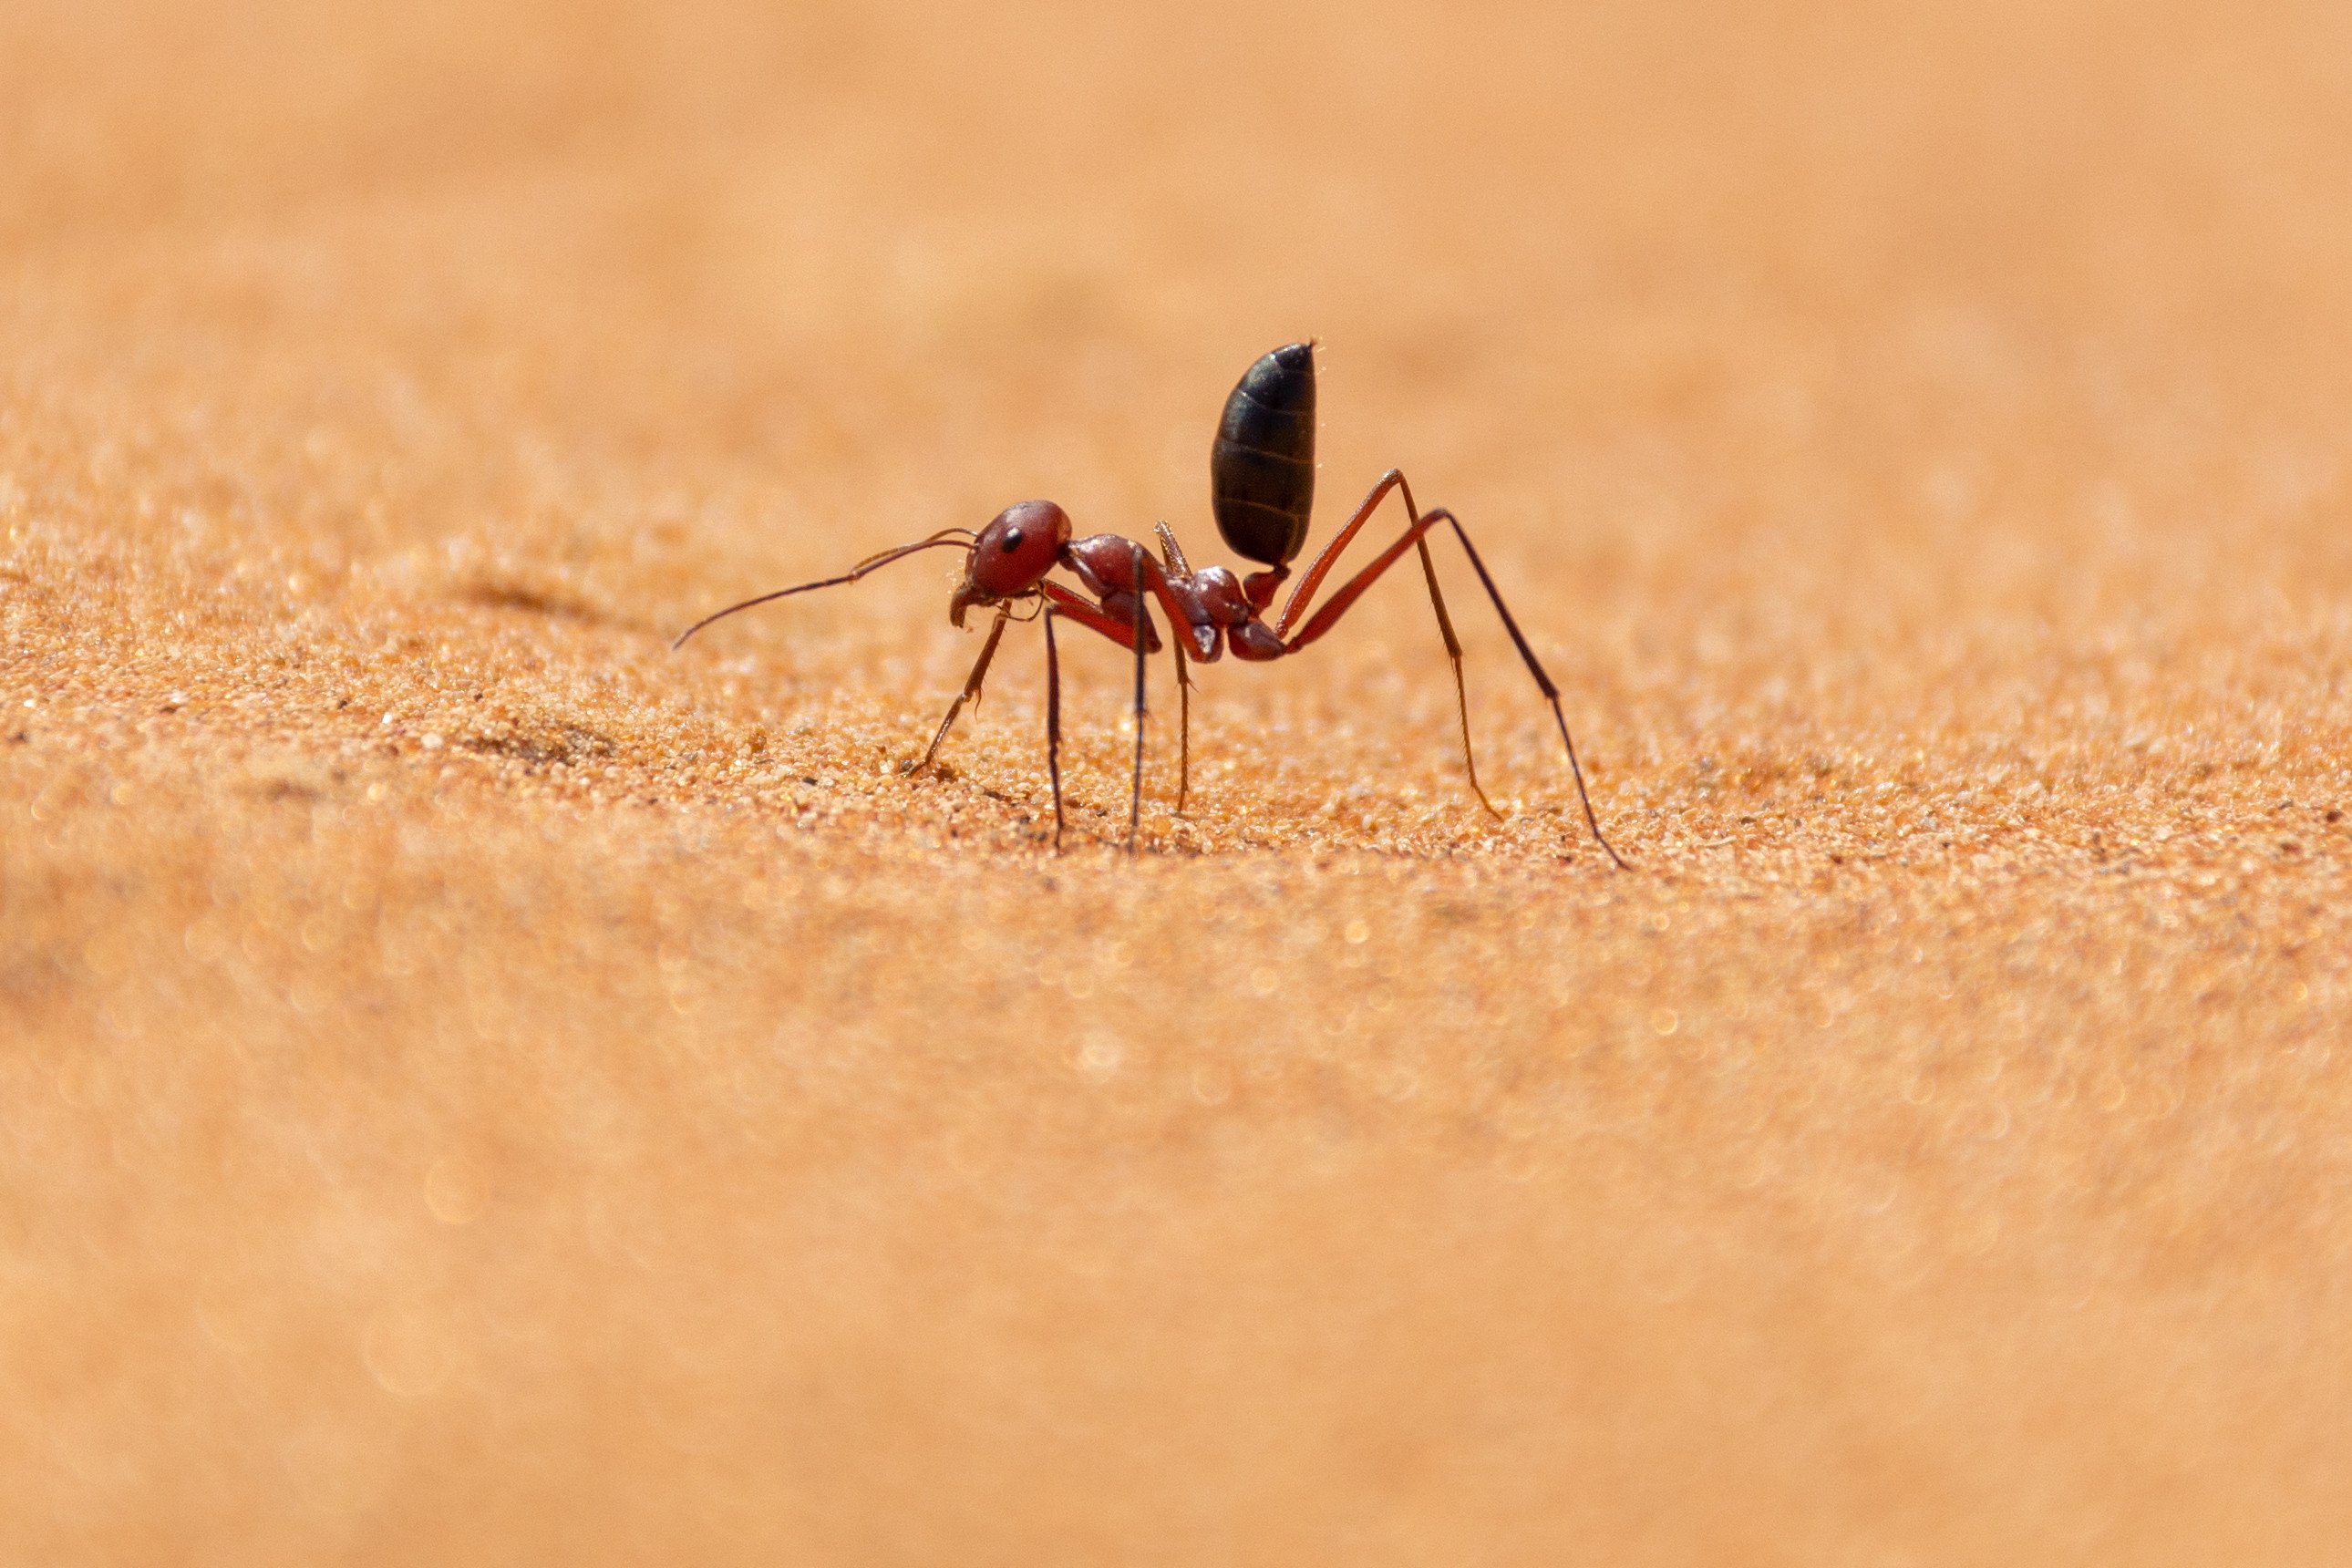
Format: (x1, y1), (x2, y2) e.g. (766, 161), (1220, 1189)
(1039, 581), (1159, 653)
(913, 605), (1013, 775)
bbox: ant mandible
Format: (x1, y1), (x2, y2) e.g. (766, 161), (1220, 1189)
(673, 342), (1627, 868)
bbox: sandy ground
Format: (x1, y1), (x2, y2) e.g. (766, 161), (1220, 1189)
(7, 1), (2352, 1562)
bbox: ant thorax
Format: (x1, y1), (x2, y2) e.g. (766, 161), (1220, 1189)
(1063, 532), (1276, 663)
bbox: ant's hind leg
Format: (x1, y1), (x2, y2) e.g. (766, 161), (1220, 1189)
(1431, 511), (1628, 870)
(1284, 506), (1628, 869)
(914, 606), (1012, 774)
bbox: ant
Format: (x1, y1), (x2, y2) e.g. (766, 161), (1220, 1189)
(673, 343), (1626, 867)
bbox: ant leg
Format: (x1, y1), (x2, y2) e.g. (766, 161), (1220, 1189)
(1274, 469), (1413, 637)
(1043, 607), (1066, 850)
(1415, 537), (1503, 820)
(1157, 521), (1195, 815)
(1434, 512), (1625, 867)
(1286, 507), (1628, 870)
(1038, 580), (1157, 652)
(1154, 520), (1193, 578)
(1170, 634), (1191, 815)
(1034, 578), (1162, 851)
(1275, 466), (1495, 816)
(1128, 543), (1148, 855)
(914, 606), (1012, 774)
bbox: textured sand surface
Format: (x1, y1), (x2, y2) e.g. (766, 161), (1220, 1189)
(7, 2), (2352, 1562)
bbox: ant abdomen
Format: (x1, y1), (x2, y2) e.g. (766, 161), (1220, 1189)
(1210, 341), (1315, 568)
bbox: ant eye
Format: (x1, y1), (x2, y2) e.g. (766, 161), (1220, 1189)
(1001, 529), (1025, 552)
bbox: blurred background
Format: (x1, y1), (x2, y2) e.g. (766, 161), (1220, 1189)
(6, 2), (2352, 1563)
(11, 0), (2352, 728)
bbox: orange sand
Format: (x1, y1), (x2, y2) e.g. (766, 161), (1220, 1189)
(6, 2), (2352, 1562)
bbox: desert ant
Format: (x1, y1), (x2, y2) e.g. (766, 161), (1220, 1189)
(673, 343), (1625, 867)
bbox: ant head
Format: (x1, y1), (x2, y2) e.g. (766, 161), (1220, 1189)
(952, 500), (1069, 626)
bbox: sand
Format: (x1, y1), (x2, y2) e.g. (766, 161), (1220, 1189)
(6, 1), (2352, 1561)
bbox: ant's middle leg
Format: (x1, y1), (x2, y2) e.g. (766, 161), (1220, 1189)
(1043, 606), (1066, 849)
(1126, 542), (1148, 855)
(1154, 522), (1195, 815)
(1170, 634), (1191, 815)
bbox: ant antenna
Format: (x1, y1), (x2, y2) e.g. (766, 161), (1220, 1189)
(671, 529), (975, 650)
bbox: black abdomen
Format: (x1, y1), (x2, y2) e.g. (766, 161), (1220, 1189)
(1211, 342), (1315, 567)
